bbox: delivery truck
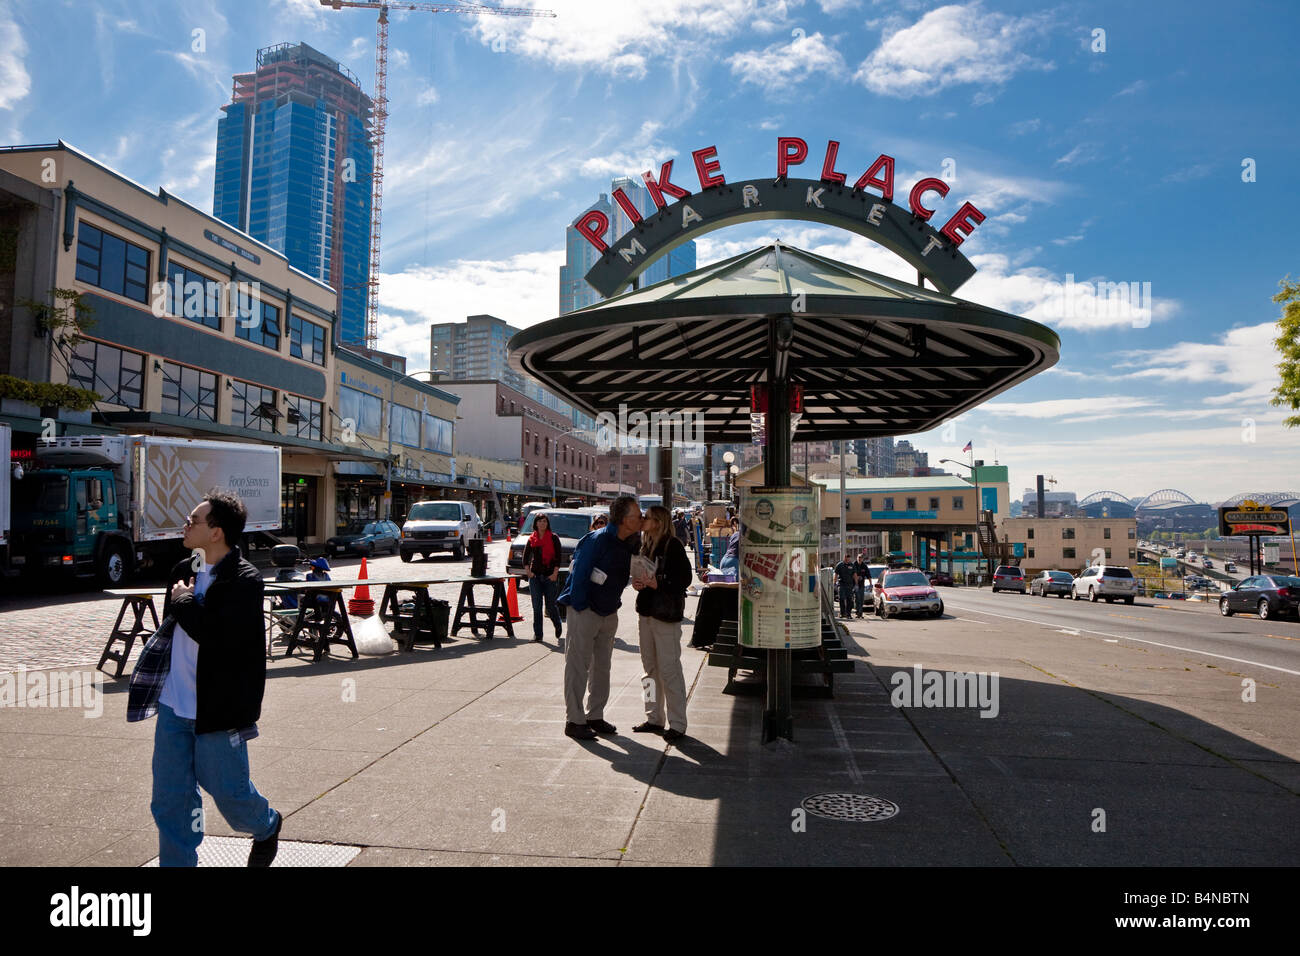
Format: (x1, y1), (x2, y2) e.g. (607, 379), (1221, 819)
(10, 434), (281, 585)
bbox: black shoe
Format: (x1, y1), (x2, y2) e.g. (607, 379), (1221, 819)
(554, 622), (562, 639)
(533, 635), (543, 642)
(565, 721), (597, 740)
(248, 812), (282, 867)
(663, 729), (687, 744)
(587, 718), (617, 735)
(632, 721), (665, 734)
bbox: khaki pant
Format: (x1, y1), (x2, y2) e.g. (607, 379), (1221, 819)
(563, 607), (618, 725)
(638, 614), (687, 733)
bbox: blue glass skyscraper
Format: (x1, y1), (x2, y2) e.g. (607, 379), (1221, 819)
(558, 177), (697, 314)
(214, 43), (373, 345)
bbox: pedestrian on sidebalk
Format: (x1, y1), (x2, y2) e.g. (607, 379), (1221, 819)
(522, 512), (563, 643)
(127, 491), (282, 867)
(557, 495), (642, 740)
(834, 553), (857, 619)
(632, 505), (693, 743)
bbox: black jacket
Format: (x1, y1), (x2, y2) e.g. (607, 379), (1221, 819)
(163, 546), (266, 735)
(521, 530), (563, 577)
(634, 536), (692, 622)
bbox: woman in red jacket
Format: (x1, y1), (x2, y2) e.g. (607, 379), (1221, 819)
(522, 513), (564, 643)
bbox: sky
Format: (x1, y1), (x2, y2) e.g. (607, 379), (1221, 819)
(4, 0), (1299, 503)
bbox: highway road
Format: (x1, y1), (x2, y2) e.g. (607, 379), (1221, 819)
(940, 586), (1300, 677)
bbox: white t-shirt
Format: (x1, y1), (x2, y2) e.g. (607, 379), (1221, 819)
(159, 564), (213, 720)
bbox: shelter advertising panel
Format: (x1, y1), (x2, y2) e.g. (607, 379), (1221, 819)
(738, 486), (820, 649)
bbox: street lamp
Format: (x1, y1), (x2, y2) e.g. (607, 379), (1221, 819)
(552, 424), (595, 505)
(729, 464), (740, 503)
(722, 450), (735, 500)
(940, 457), (982, 574)
(386, 368), (445, 520)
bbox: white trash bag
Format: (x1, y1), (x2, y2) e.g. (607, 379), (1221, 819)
(352, 613), (395, 655)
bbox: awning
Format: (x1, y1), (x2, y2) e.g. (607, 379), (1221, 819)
(100, 412), (391, 464)
(509, 243), (1060, 443)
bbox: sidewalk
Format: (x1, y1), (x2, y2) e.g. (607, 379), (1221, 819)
(1, 588), (1296, 866)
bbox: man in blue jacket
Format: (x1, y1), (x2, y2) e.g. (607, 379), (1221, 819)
(556, 495), (642, 740)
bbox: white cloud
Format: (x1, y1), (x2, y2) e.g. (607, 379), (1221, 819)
(469, 0), (772, 80)
(982, 397), (1160, 420)
(0, 12), (30, 111)
(415, 85), (439, 107)
(727, 31), (847, 92)
(158, 111), (218, 201)
(391, 48), (409, 68)
(1008, 118), (1040, 136)
(275, 0), (332, 26)
(854, 2), (1054, 98)
(1115, 79), (1148, 97)
(1054, 142), (1100, 166)
(164, 51), (230, 96)
(347, 36), (369, 60)
(758, 117), (782, 130)
(1050, 234), (1084, 245)
(375, 249), (565, 363)
(817, 0), (861, 11)
(1117, 322), (1281, 406)
(1162, 163), (1213, 183)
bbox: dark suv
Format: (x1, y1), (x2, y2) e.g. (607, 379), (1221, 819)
(992, 566), (1026, 593)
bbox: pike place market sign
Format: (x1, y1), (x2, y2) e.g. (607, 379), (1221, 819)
(579, 138), (987, 298)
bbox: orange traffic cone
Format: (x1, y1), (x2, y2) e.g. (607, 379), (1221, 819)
(498, 576), (524, 624)
(348, 556), (375, 616)
(486, 529), (493, 544)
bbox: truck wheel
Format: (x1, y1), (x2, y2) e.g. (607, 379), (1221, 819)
(98, 541), (131, 586)
(454, 543), (466, 561)
(400, 551), (413, 564)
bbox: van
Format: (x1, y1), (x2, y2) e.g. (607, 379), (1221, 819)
(400, 500), (482, 562)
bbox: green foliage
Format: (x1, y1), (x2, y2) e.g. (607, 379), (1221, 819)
(1271, 276), (1300, 427)
(0, 375), (101, 412)
(17, 287), (96, 346)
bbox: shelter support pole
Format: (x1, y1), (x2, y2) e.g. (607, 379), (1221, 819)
(762, 314), (795, 744)
(705, 444), (713, 501)
(659, 446), (673, 510)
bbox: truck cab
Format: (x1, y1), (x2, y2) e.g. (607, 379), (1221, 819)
(12, 465), (134, 584)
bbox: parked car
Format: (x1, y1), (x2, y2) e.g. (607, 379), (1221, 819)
(400, 500), (482, 561)
(325, 519), (400, 558)
(991, 565), (1026, 593)
(1030, 570), (1074, 598)
(1224, 562), (1238, 573)
(1218, 575), (1300, 620)
(1071, 565), (1137, 603)
(874, 569), (944, 619)
(1184, 575), (1216, 591)
(926, 569), (955, 587)
(506, 508), (603, 588)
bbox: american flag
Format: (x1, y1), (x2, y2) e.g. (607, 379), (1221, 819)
(962, 441), (973, 453)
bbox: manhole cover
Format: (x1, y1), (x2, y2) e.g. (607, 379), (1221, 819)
(801, 792), (899, 822)
(144, 837), (361, 867)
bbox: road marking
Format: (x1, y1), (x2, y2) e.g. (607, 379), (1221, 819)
(945, 601), (1300, 677)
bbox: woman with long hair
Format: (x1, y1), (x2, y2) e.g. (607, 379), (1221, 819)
(522, 513), (563, 643)
(631, 505), (693, 743)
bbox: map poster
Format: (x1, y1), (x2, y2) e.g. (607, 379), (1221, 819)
(738, 486), (821, 649)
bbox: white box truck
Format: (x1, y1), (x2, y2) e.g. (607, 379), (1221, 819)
(10, 434), (280, 585)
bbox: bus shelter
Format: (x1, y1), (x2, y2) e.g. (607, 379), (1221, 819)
(509, 242), (1059, 741)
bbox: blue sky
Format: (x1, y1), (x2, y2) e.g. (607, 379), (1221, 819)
(4, 0), (1299, 502)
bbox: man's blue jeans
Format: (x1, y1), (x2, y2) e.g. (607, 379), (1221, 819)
(151, 703), (278, 867)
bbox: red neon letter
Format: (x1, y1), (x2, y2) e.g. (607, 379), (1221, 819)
(776, 137), (808, 178)
(820, 140), (846, 185)
(642, 161), (691, 209)
(853, 154), (895, 202)
(575, 209), (610, 252)
(692, 146), (725, 189)
(611, 188), (643, 226)
(939, 201), (986, 246)
(908, 177), (949, 220)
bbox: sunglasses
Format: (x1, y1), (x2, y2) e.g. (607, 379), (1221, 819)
(184, 514), (208, 528)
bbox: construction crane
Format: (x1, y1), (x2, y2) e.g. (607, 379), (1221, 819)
(319, 1), (557, 349)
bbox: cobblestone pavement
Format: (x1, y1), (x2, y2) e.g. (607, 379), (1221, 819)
(0, 541), (523, 674)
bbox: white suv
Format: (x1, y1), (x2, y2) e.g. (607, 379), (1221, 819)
(1072, 565), (1137, 604)
(400, 500), (482, 561)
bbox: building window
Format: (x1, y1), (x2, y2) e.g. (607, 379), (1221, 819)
(1062, 527), (1075, 540)
(422, 412), (453, 455)
(1027, 548), (1035, 559)
(883, 497), (894, 511)
(1104, 548), (1112, 559)
(861, 498), (871, 511)
(338, 385), (382, 438)
(1128, 548), (1136, 559)
(1103, 527), (1112, 540)
(929, 497), (940, 511)
(289, 314), (326, 366)
(286, 395), (323, 442)
(906, 497), (917, 510)
(235, 296), (281, 351)
(166, 261), (223, 330)
(952, 496), (964, 510)
(74, 221), (150, 304)
(1063, 547), (1076, 559)
(1127, 527), (1136, 539)
(231, 380), (277, 432)
(1027, 527), (1035, 539)
(161, 361), (217, 422)
(68, 340), (143, 409)
(390, 403), (420, 447)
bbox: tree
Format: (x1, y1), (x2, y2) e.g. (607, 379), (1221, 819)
(1271, 276), (1300, 426)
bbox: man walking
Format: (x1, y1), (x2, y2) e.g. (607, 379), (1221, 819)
(557, 495), (642, 740)
(833, 553), (856, 619)
(853, 550), (871, 618)
(128, 491), (281, 867)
